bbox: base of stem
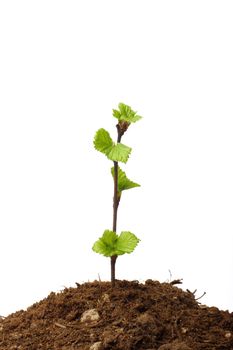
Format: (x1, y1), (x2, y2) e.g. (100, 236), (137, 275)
(111, 255), (117, 286)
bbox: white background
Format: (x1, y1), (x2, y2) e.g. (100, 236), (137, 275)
(0, 1), (233, 316)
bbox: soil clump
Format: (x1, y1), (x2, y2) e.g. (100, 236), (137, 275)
(0, 280), (232, 349)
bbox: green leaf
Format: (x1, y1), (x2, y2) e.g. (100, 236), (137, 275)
(93, 128), (131, 163)
(93, 128), (114, 155)
(92, 230), (118, 257)
(107, 143), (131, 163)
(115, 231), (140, 254)
(92, 230), (140, 257)
(113, 103), (142, 123)
(112, 109), (121, 119)
(111, 166), (140, 192)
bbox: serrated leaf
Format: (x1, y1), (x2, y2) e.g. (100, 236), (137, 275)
(112, 109), (121, 119)
(113, 103), (142, 123)
(116, 231), (140, 254)
(107, 143), (131, 163)
(92, 230), (118, 257)
(93, 128), (114, 155)
(111, 166), (140, 192)
(92, 230), (140, 257)
(94, 129), (131, 163)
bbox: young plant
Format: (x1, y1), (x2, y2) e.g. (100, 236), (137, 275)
(92, 103), (142, 285)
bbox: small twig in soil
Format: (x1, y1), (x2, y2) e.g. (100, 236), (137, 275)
(186, 289), (206, 301)
(170, 279), (183, 285)
(195, 291), (206, 301)
(168, 269), (172, 282)
(186, 289), (197, 295)
(54, 322), (67, 329)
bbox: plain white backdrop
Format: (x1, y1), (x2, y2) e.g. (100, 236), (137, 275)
(0, 1), (233, 316)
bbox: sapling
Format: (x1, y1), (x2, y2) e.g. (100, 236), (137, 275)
(92, 103), (142, 285)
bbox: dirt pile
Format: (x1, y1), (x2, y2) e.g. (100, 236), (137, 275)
(0, 280), (232, 349)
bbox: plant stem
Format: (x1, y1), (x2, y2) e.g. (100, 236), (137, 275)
(111, 255), (117, 285)
(112, 160), (119, 232)
(111, 127), (122, 286)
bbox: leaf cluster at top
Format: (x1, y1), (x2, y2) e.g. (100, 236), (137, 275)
(113, 103), (142, 123)
(93, 103), (142, 164)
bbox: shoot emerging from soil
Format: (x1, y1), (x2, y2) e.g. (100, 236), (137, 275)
(92, 103), (142, 285)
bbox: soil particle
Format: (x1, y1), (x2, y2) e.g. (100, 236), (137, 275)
(89, 341), (102, 350)
(81, 309), (100, 323)
(157, 340), (192, 349)
(0, 280), (232, 349)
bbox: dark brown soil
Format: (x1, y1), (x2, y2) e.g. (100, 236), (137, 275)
(0, 280), (232, 350)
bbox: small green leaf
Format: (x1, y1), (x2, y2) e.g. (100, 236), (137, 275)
(93, 128), (131, 163)
(107, 143), (132, 163)
(113, 103), (142, 123)
(92, 230), (118, 257)
(93, 128), (114, 155)
(92, 230), (140, 257)
(112, 109), (121, 119)
(116, 231), (140, 254)
(111, 166), (140, 192)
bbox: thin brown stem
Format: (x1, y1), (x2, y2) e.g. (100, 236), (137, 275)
(110, 126), (123, 286)
(112, 160), (119, 233)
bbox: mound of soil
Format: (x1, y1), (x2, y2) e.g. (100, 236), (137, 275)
(0, 280), (232, 350)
